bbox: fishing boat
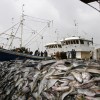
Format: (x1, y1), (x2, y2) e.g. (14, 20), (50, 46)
(0, 34), (52, 61)
(0, 48), (47, 61)
(45, 36), (94, 59)
(61, 36), (94, 59)
(45, 42), (62, 57)
(0, 6), (52, 61)
(0, 27), (51, 61)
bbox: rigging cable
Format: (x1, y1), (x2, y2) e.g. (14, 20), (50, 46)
(0, 22), (20, 35)
(5, 18), (14, 49)
(25, 17), (49, 24)
(8, 23), (21, 49)
(24, 24), (48, 47)
(24, 14), (51, 23)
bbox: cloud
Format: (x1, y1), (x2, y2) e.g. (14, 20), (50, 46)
(14, 0), (60, 21)
(0, 0), (100, 51)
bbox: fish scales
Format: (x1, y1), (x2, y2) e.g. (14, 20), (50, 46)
(0, 59), (100, 100)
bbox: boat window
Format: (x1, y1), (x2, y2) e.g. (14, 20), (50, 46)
(55, 45), (57, 48)
(71, 40), (73, 44)
(73, 40), (76, 44)
(58, 45), (62, 48)
(87, 41), (89, 45)
(67, 41), (70, 44)
(66, 41), (68, 45)
(46, 46), (49, 49)
(64, 41), (66, 45)
(46, 46), (48, 49)
(76, 40), (79, 44)
(80, 40), (84, 44)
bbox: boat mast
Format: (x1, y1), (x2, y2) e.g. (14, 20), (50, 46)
(20, 4), (24, 47)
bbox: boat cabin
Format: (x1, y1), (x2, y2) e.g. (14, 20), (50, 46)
(60, 36), (94, 59)
(93, 48), (100, 60)
(45, 42), (62, 57)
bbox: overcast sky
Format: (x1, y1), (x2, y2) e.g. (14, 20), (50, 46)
(0, 0), (100, 52)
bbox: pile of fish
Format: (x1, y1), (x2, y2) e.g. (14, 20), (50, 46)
(0, 59), (100, 100)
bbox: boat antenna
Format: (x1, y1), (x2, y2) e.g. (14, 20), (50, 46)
(20, 4), (25, 47)
(74, 20), (78, 36)
(11, 18), (14, 34)
(92, 37), (93, 45)
(55, 29), (59, 43)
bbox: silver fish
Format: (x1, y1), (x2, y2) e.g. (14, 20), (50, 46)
(86, 68), (100, 74)
(55, 64), (72, 71)
(42, 91), (55, 100)
(71, 71), (82, 83)
(78, 82), (95, 89)
(38, 68), (55, 95)
(77, 88), (96, 96)
(52, 86), (70, 91)
(47, 78), (58, 89)
(60, 75), (75, 81)
(82, 71), (91, 83)
(60, 86), (74, 100)
(85, 96), (100, 100)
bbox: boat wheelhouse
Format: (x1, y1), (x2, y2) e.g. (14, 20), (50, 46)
(60, 36), (94, 59)
(45, 42), (62, 57)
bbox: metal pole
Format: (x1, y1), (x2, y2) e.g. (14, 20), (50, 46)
(20, 4), (24, 47)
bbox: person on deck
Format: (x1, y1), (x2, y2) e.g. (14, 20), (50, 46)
(44, 50), (48, 57)
(67, 51), (71, 59)
(40, 51), (44, 57)
(34, 50), (38, 56)
(71, 49), (73, 59)
(90, 51), (93, 60)
(73, 49), (76, 59)
(38, 50), (40, 56)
